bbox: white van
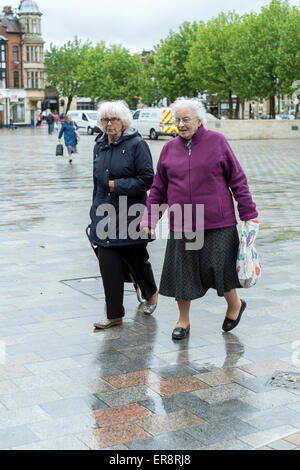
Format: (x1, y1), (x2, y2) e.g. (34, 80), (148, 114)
(67, 110), (100, 135)
(132, 108), (178, 140)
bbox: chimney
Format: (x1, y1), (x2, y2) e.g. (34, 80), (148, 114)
(3, 5), (13, 15)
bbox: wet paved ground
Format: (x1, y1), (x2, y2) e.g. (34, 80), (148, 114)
(0, 126), (300, 450)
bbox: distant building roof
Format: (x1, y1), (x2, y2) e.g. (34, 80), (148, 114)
(0, 17), (22, 33)
(19, 0), (42, 15)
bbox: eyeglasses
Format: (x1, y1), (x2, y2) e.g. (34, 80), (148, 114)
(174, 117), (195, 125)
(101, 117), (121, 124)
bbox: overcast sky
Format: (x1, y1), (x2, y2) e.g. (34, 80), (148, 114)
(4, 0), (300, 52)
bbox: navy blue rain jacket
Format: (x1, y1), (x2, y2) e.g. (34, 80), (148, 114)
(89, 128), (154, 247)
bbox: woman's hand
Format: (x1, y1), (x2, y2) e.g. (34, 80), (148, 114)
(109, 180), (115, 192)
(142, 227), (155, 236)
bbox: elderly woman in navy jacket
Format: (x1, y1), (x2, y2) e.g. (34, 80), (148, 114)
(90, 100), (158, 329)
(141, 97), (258, 340)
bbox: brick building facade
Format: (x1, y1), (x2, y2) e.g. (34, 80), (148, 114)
(0, 0), (45, 126)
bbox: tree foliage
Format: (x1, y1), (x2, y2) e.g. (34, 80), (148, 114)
(78, 44), (144, 108)
(45, 37), (92, 112)
(186, 12), (242, 118)
(151, 21), (198, 103)
(45, 1), (300, 118)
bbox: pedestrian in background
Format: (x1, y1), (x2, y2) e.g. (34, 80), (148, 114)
(46, 112), (55, 135)
(141, 97), (259, 340)
(90, 100), (158, 329)
(54, 112), (60, 131)
(58, 114), (79, 164)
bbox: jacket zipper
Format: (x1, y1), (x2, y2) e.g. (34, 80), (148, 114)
(187, 141), (192, 202)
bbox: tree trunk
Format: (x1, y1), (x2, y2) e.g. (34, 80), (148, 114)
(66, 96), (73, 114)
(295, 103), (299, 119)
(228, 90), (233, 119)
(269, 96), (276, 119)
(234, 96), (240, 120)
(242, 101), (245, 120)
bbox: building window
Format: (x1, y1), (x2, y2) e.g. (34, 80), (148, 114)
(26, 46), (43, 62)
(14, 71), (19, 88)
(26, 71), (41, 89)
(32, 19), (37, 34)
(13, 46), (18, 62)
(39, 72), (44, 89)
(0, 41), (7, 88)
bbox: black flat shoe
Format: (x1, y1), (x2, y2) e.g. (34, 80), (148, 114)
(172, 324), (190, 340)
(222, 299), (247, 332)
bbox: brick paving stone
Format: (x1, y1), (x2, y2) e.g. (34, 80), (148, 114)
(238, 359), (297, 377)
(192, 383), (250, 404)
(239, 425), (299, 448)
(0, 425), (40, 448)
(102, 370), (162, 388)
(148, 376), (209, 396)
(283, 433), (300, 446)
(76, 423), (151, 449)
(126, 430), (203, 450)
(195, 368), (253, 386)
(92, 403), (154, 427)
(96, 385), (161, 407)
(136, 410), (206, 435)
(267, 439), (297, 450)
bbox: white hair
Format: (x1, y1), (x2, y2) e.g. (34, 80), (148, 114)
(97, 100), (133, 131)
(171, 97), (207, 125)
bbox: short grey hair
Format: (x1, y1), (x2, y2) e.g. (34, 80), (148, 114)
(171, 97), (207, 125)
(97, 100), (133, 131)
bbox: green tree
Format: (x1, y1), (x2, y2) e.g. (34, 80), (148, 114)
(237, 0), (291, 118)
(78, 42), (106, 100)
(139, 52), (162, 106)
(277, 6), (300, 118)
(186, 12), (242, 119)
(152, 21), (198, 103)
(82, 44), (144, 108)
(45, 37), (91, 113)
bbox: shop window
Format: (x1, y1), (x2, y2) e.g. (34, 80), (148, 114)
(11, 101), (25, 123)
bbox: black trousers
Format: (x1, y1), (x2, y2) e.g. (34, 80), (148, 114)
(97, 243), (157, 319)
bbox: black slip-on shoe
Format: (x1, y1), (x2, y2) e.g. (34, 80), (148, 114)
(222, 299), (247, 333)
(172, 324), (190, 340)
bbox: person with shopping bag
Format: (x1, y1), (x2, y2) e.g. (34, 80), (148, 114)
(140, 97), (259, 339)
(58, 114), (79, 164)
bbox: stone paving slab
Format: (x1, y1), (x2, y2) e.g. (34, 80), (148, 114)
(0, 129), (300, 449)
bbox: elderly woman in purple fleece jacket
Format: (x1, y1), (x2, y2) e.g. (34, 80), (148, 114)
(140, 97), (258, 340)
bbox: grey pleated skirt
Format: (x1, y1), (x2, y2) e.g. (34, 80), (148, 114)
(159, 226), (242, 301)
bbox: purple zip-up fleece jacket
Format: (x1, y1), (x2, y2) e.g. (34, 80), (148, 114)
(140, 125), (258, 232)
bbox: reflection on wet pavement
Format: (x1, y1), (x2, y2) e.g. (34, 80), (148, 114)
(0, 128), (300, 450)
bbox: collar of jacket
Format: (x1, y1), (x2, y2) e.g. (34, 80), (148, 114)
(178, 124), (207, 146)
(94, 127), (140, 149)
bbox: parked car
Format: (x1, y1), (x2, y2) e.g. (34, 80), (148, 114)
(132, 108), (219, 139)
(67, 110), (101, 135)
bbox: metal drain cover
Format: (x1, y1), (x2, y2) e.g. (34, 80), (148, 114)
(266, 371), (300, 390)
(60, 276), (136, 300)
